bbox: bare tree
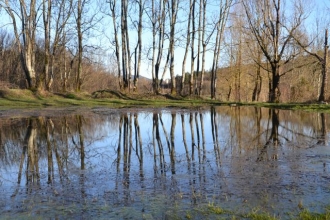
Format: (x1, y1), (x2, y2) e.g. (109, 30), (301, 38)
(189, 0), (196, 95)
(198, 0), (207, 96)
(242, 0), (309, 102)
(150, 0), (166, 94)
(251, 48), (263, 101)
(1, 0), (38, 89)
(76, 0), (83, 92)
(39, 0), (72, 91)
(41, 0), (51, 91)
(168, 0), (179, 95)
(181, 0), (193, 95)
(121, 0), (127, 89)
(293, 29), (328, 102)
(210, 0), (233, 99)
(108, 0), (123, 89)
(73, 0), (101, 92)
(133, 0), (145, 91)
(195, 0), (202, 96)
(120, 0), (132, 91)
(52, 0), (73, 92)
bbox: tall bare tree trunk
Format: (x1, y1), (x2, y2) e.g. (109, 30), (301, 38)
(42, 0), (51, 91)
(189, 0), (196, 95)
(121, 0), (129, 90)
(125, 13), (132, 92)
(271, 0), (281, 103)
(169, 0), (179, 95)
(4, 0), (38, 89)
(195, 0), (202, 96)
(153, 0), (166, 94)
(133, 0), (144, 91)
(62, 35), (68, 92)
(252, 49), (262, 101)
(109, 0), (122, 90)
(236, 37), (242, 102)
(76, 0), (83, 92)
(211, 0), (232, 99)
(151, 0), (156, 92)
(199, 0), (207, 96)
(22, 0), (37, 89)
(318, 29), (328, 102)
(181, 0), (193, 95)
(210, 30), (219, 99)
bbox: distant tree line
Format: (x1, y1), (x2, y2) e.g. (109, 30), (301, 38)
(0, 0), (329, 102)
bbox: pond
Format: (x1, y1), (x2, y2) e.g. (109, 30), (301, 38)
(0, 106), (329, 219)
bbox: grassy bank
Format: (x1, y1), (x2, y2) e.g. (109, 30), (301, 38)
(1, 89), (330, 112)
(0, 89), (216, 109)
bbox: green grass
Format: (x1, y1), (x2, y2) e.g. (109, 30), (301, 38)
(187, 205), (330, 220)
(1, 89), (330, 112)
(298, 208), (330, 220)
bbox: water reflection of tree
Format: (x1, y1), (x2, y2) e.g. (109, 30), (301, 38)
(134, 113), (144, 178)
(181, 114), (190, 163)
(170, 113), (176, 174)
(257, 109), (279, 161)
(316, 113), (327, 145)
(116, 113), (132, 199)
(116, 112), (147, 203)
(45, 118), (56, 184)
(76, 115), (86, 201)
(211, 107), (220, 166)
(153, 113), (166, 174)
(275, 111), (327, 149)
(1, 108), (330, 213)
(18, 118), (39, 185)
(192, 110), (208, 204)
(5, 114), (107, 187)
(75, 115), (85, 170)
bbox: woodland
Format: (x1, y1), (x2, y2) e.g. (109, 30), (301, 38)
(0, 0), (329, 103)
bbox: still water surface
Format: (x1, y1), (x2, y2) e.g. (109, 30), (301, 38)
(0, 106), (329, 219)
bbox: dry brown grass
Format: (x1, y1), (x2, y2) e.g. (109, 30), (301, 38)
(0, 89), (35, 99)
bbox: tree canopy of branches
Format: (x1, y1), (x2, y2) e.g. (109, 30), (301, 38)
(242, 0), (310, 102)
(0, 0), (329, 103)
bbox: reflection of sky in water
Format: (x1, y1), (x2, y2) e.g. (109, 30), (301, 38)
(84, 110), (222, 174)
(0, 107), (330, 218)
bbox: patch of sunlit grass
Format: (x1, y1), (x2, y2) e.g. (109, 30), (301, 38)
(206, 202), (225, 215)
(298, 208), (330, 220)
(244, 212), (278, 220)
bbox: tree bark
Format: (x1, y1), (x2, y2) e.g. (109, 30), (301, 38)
(42, 0), (51, 91)
(195, 0), (202, 96)
(154, 0), (166, 94)
(109, 0), (123, 90)
(211, 0), (232, 99)
(133, 0), (144, 91)
(189, 0), (195, 95)
(5, 0), (38, 89)
(76, 0), (83, 92)
(318, 29), (328, 102)
(169, 0), (179, 95)
(199, 0), (207, 96)
(181, 0), (193, 95)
